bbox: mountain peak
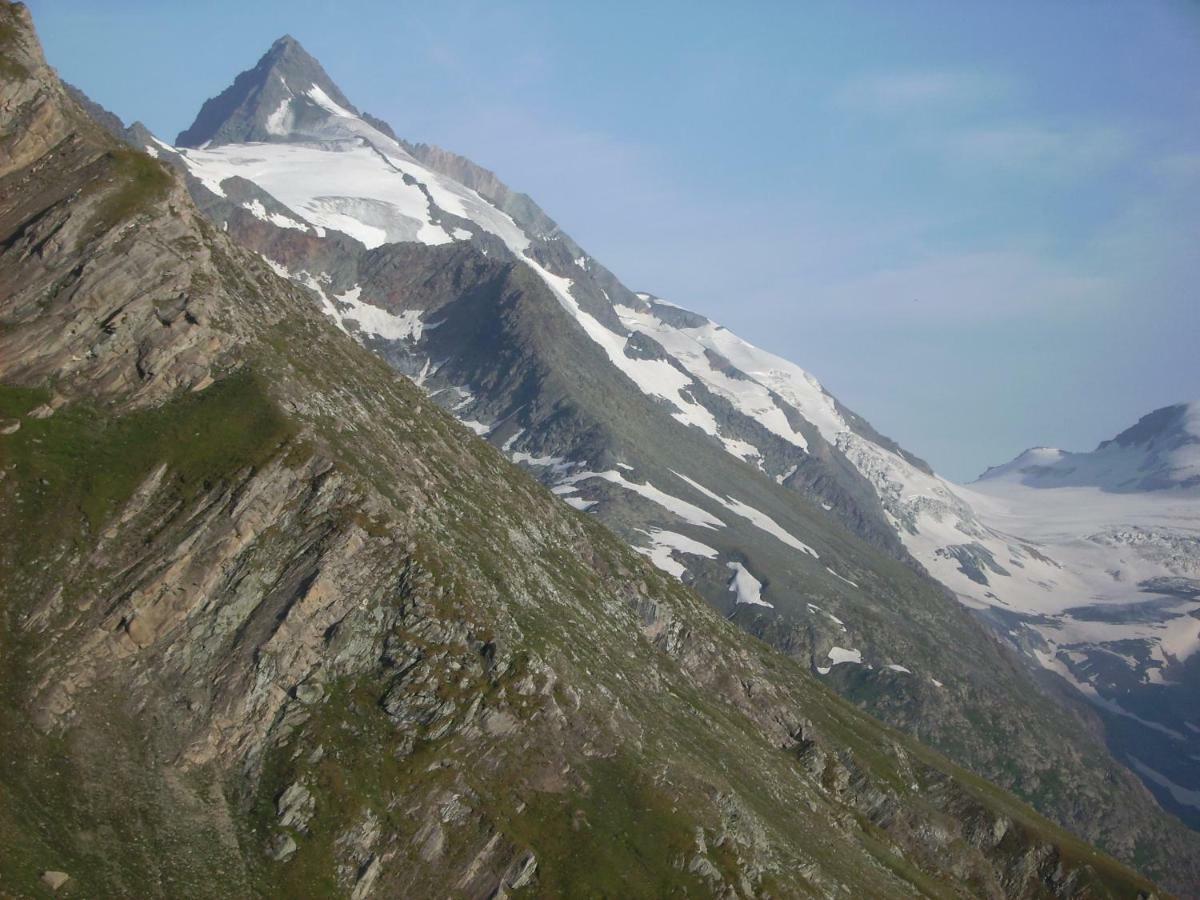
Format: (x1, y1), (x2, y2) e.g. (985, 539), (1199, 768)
(260, 33), (327, 74)
(175, 34), (357, 147)
(975, 402), (1200, 491)
(1101, 401), (1197, 450)
(975, 446), (1066, 482)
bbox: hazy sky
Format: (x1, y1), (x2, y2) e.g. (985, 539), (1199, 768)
(30, 0), (1200, 480)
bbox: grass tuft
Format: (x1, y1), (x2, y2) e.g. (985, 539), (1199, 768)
(87, 148), (173, 232)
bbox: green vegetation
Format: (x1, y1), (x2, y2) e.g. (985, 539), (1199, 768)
(87, 148), (173, 232)
(0, 370), (295, 599)
(0, 677), (242, 899)
(0, 369), (297, 652)
(0, 384), (49, 419)
(0, 372), (297, 897)
(504, 756), (709, 897)
(247, 680), (385, 899)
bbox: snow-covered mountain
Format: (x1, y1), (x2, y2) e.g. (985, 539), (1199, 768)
(108, 34), (1200, 875)
(856, 397), (1200, 826)
(978, 403), (1200, 492)
(964, 409), (1200, 827)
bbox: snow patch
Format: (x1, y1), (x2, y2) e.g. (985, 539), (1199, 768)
(817, 645), (863, 675)
(807, 603), (846, 630)
(523, 259), (726, 445)
(265, 80), (294, 135)
(727, 562), (772, 608)
(176, 140), (454, 246)
(636, 528), (719, 579)
(510, 451), (578, 478)
(559, 469), (724, 529)
(1128, 756), (1200, 810)
(672, 471), (819, 558)
(242, 198), (309, 231)
(334, 286), (432, 341)
(825, 567), (859, 588)
(827, 646), (863, 665)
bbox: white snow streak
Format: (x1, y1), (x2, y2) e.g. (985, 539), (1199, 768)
(559, 469), (723, 529)
(727, 562), (772, 608)
(672, 471), (818, 558)
(636, 528), (719, 579)
(825, 567), (858, 588)
(1128, 757), (1200, 810)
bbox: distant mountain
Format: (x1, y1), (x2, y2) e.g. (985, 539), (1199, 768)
(979, 402), (1200, 492)
(104, 32), (1200, 891)
(6, 5), (1170, 895)
(968, 405), (1200, 829)
(175, 35), (360, 147)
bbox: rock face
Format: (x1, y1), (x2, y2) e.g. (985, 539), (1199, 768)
(175, 34), (358, 148)
(0, 4), (74, 174)
(0, 4), (1175, 897)
(129, 28), (1200, 895)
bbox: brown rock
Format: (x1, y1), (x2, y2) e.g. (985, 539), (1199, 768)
(40, 870), (70, 891)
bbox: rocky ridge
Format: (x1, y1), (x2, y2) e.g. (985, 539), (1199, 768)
(0, 4), (1172, 897)
(118, 28), (1200, 893)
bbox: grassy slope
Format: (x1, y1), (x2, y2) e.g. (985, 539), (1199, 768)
(399, 247), (1198, 889)
(0, 355), (1159, 897)
(0, 375), (296, 898)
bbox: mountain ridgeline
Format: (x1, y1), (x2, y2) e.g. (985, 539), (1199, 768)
(0, 2), (1194, 896)
(977, 402), (1200, 492)
(106, 23), (1200, 894)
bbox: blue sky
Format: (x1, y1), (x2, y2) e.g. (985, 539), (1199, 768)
(30, 0), (1200, 480)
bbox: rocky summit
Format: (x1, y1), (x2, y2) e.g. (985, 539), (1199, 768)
(0, 2), (1193, 897)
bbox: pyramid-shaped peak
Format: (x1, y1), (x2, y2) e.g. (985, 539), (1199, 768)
(175, 34), (358, 147)
(262, 34), (324, 69)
